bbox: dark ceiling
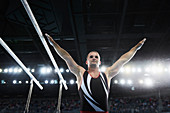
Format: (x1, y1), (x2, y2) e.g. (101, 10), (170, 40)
(0, 0), (170, 97)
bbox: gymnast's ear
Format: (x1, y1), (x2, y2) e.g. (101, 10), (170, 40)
(86, 61), (88, 65)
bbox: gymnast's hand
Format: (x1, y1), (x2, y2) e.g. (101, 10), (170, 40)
(45, 33), (55, 46)
(136, 38), (146, 50)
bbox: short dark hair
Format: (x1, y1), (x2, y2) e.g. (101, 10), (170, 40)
(86, 51), (100, 59)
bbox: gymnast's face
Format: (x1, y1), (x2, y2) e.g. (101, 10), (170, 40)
(86, 51), (101, 68)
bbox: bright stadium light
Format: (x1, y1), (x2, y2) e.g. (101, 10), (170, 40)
(100, 66), (106, 72)
(127, 80), (133, 85)
(46, 67), (52, 73)
(151, 66), (158, 73)
(13, 80), (17, 84)
(9, 68), (13, 73)
(18, 68), (22, 73)
(120, 67), (125, 73)
(40, 67), (46, 74)
(125, 66), (131, 73)
(132, 68), (136, 73)
(131, 86), (135, 91)
(14, 68), (18, 73)
(145, 67), (151, 73)
(70, 79), (75, 84)
(25, 81), (29, 84)
(31, 69), (35, 72)
(50, 80), (55, 84)
(1, 80), (6, 84)
(114, 80), (118, 84)
(76, 81), (78, 84)
(0, 68), (2, 73)
(44, 80), (48, 84)
(120, 79), (125, 85)
(144, 73), (150, 76)
(18, 81), (22, 84)
(144, 78), (153, 86)
(137, 68), (141, 72)
(54, 80), (58, 84)
(66, 69), (69, 73)
(157, 66), (163, 73)
(60, 68), (64, 73)
(4, 68), (8, 73)
(164, 68), (168, 72)
(139, 79), (144, 84)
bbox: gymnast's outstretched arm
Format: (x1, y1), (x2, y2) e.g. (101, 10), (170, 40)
(45, 33), (85, 78)
(105, 38), (146, 80)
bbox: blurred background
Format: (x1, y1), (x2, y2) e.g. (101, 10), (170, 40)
(1, 0), (170, 112)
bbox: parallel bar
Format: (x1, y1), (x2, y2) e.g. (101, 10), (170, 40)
(0, 38), (43, 90)
(24, 79), (34, 113)
(21, 0), (68, 90)
(57, 81), (63, 113)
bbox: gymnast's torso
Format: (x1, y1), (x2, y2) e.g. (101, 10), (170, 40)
(78, 71), (109, 113)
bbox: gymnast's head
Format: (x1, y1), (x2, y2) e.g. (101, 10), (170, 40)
(86, 51), (101, 68)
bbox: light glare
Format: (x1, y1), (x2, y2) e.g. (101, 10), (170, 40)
(145, 67), (150, 72)
(70, 79), (74, 84)
(18, 68), (22, 73)
(114, 80), (118, 84)
(132, 68), (136, 72)
(144, 78), (153, 86)
(9, 68), (13, 73)
(46, 67), (52, 73)
(137, 68), (141, 72)
(31, 69), (35, 72)
(120, 68), (125, 73)
(50, 80), (55, 84)
(127, 80), (132, 85)
(14, 68), (18, 73)
(45, 80), (48, 84)
(60, 68), (64, 73)
(125, 67), (130, 73)
(40, 67), (46, 74)
(13, 80), (17, 84)
(120, 79), (125, 85)
(101, 66), (106, 72)
(139, 80), (144, 84)
(19, 81), (22, 84)
(66, 69), (69, 73)
(4, 68), (8, 73)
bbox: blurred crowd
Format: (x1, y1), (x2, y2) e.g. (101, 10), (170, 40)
(0, 96), (170, 113)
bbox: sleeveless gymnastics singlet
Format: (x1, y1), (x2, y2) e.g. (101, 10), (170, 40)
(79, 71), (109, 113)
